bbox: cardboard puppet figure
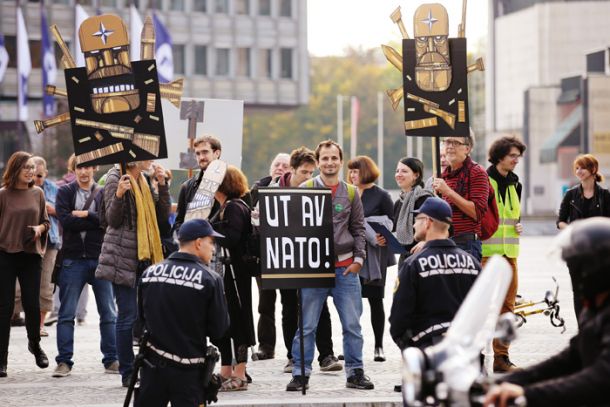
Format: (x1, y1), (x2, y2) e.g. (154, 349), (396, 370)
(34, 14), (183, 167)
(383, 2), (484, 138)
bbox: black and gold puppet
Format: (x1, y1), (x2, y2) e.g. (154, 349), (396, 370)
(35, 14), (183, 166)
(383, 2), (484, 138)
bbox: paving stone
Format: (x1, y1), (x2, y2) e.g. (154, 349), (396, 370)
(0, 235), (576, 406)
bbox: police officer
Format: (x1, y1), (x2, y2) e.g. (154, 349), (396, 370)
(389, 197), (481, 350)
(136, 219), (230, 407)
(484, 217), (610, 407)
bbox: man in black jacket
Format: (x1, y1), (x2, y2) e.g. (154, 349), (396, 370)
(484, 217), (610, 407)
(390, 197), (481, 350)
(173, 135), (222, 233)
(136, 219), (230, 407)
(53, 163), (118, 378)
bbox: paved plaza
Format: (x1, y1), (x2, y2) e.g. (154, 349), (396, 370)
(0, 228), (578, 406)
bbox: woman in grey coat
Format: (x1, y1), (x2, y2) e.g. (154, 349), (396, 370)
(96, 161), (170, 386)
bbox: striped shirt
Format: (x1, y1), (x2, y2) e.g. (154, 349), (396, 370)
(441, 156), (489, 236)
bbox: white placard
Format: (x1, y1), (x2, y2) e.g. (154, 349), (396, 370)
(157, 98), (244, 170)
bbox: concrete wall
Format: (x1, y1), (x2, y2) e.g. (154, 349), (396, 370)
(492, 1), (610, 132)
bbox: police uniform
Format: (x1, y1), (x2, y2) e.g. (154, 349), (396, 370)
(389, 239), (481, 350)
(136, 226), (229, 407)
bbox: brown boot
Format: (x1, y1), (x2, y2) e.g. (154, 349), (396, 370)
(493, 355), (518, 373)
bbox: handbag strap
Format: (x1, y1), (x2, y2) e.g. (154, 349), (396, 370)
(82, 184), (100, 211)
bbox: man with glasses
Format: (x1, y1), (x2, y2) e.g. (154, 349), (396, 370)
(430, 131), (489, 261)
(390, 197), (481, 351)
(482, 136), (527, 373)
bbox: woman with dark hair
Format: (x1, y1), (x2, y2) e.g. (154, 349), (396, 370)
(348, 156), (394, 362)
(0, 151), (51, 377)
(212, 165), (255, 391)
(393, 157), (433, 268)
(557, 154), (610, 320)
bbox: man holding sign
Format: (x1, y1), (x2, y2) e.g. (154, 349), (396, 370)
(286, 140), (373, 391)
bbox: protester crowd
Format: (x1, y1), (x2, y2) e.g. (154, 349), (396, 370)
(2, 132), (610, 407)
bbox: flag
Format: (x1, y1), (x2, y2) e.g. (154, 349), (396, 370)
(153, 13), (173, 83)
(41, 8), (57, 117)
(350, 96), (360, 158)
(0, 33), (8, 83)
(130, 5), (143, 61)
(17, 8), (31, 122)
(74, 4), (89, 67)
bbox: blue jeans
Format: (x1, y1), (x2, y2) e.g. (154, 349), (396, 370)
(56, 258), (117, 367)
(291, 267), (364, 378)
(113, 283), (137, 379)
(454, 239), (482, 262)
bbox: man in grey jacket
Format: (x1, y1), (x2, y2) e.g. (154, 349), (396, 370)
(286, 140), (374, 392)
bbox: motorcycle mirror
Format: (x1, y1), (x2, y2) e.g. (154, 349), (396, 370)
(494, 312), (518, 344)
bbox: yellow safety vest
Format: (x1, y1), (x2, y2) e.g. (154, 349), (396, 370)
(482, 177), (520, 258)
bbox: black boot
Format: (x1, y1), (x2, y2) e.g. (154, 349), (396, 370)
(28, 341), (49, 369)
(0, 352), (7, 377)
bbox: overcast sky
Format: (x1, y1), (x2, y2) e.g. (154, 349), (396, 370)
(307, 0), (489, 56)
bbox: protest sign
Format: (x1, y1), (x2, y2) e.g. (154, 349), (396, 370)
(258, 187), (335, 290)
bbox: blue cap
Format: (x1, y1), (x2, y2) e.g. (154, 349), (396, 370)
(177, 219), (224, 241)
(412, 197), (453, 224)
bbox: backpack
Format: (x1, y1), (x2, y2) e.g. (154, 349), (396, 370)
(480, 181), (500, 241)
(214, 199), (261, 277)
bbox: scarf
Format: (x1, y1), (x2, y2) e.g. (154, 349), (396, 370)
(396, 185), (433, 245)
(127, 173), (164, 264)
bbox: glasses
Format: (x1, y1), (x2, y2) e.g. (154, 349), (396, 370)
(414, 215), (430, 222)
(442, 139), (468, 148)
(36, 174), (45, 178)
(508, 153), (522, 159)
(22, 165), (35, 171)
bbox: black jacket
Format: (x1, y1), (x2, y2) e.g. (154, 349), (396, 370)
(557, 183), (610, 227)
(55, 181), (104, 259)
(139, 252), (230, 362)
(504, 297), (610, 407)
(389, 239), (481, 349)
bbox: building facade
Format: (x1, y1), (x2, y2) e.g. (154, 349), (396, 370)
(486, 0), (610, 214)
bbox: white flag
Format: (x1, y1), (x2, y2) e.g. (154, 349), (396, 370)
(130, 5), (143, 61)
(17, 8), (31, 121)
(74, 4), (89, 67)
(0, 33), (9, 83)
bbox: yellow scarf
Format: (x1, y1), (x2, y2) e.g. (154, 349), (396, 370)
(127, 174), (163, 264)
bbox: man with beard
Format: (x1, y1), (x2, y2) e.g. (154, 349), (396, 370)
(173, 135), (222, 233)
(286, 140), (373, 391)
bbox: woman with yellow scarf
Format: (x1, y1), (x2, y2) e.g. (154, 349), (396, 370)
(96, 160), (170, 387)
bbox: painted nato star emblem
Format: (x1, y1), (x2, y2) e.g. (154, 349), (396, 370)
(421, 9), (438, 33)
(93, 23), (114, 45)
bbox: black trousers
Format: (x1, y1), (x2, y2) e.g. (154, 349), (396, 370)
(0, 251), (42, 355)
(257, 288), (334, 361)
(136, 358), (205, 407)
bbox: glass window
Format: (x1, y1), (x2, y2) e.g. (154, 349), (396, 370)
(279, 0), (292, 17)
(173, 44), (185, 75)
(235, 0), (249, 14)
(170, 0), (185, 11)
(280, 48), (293, 79)
(193, 0), (207, 12)
(215, 0), (228, 13)
(194, 45), (208, 75)
(237, 48), (251, 77)
(215, 48), (230, 76)
(258, 49), (272, 78)
(258, 0), (271, 16)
